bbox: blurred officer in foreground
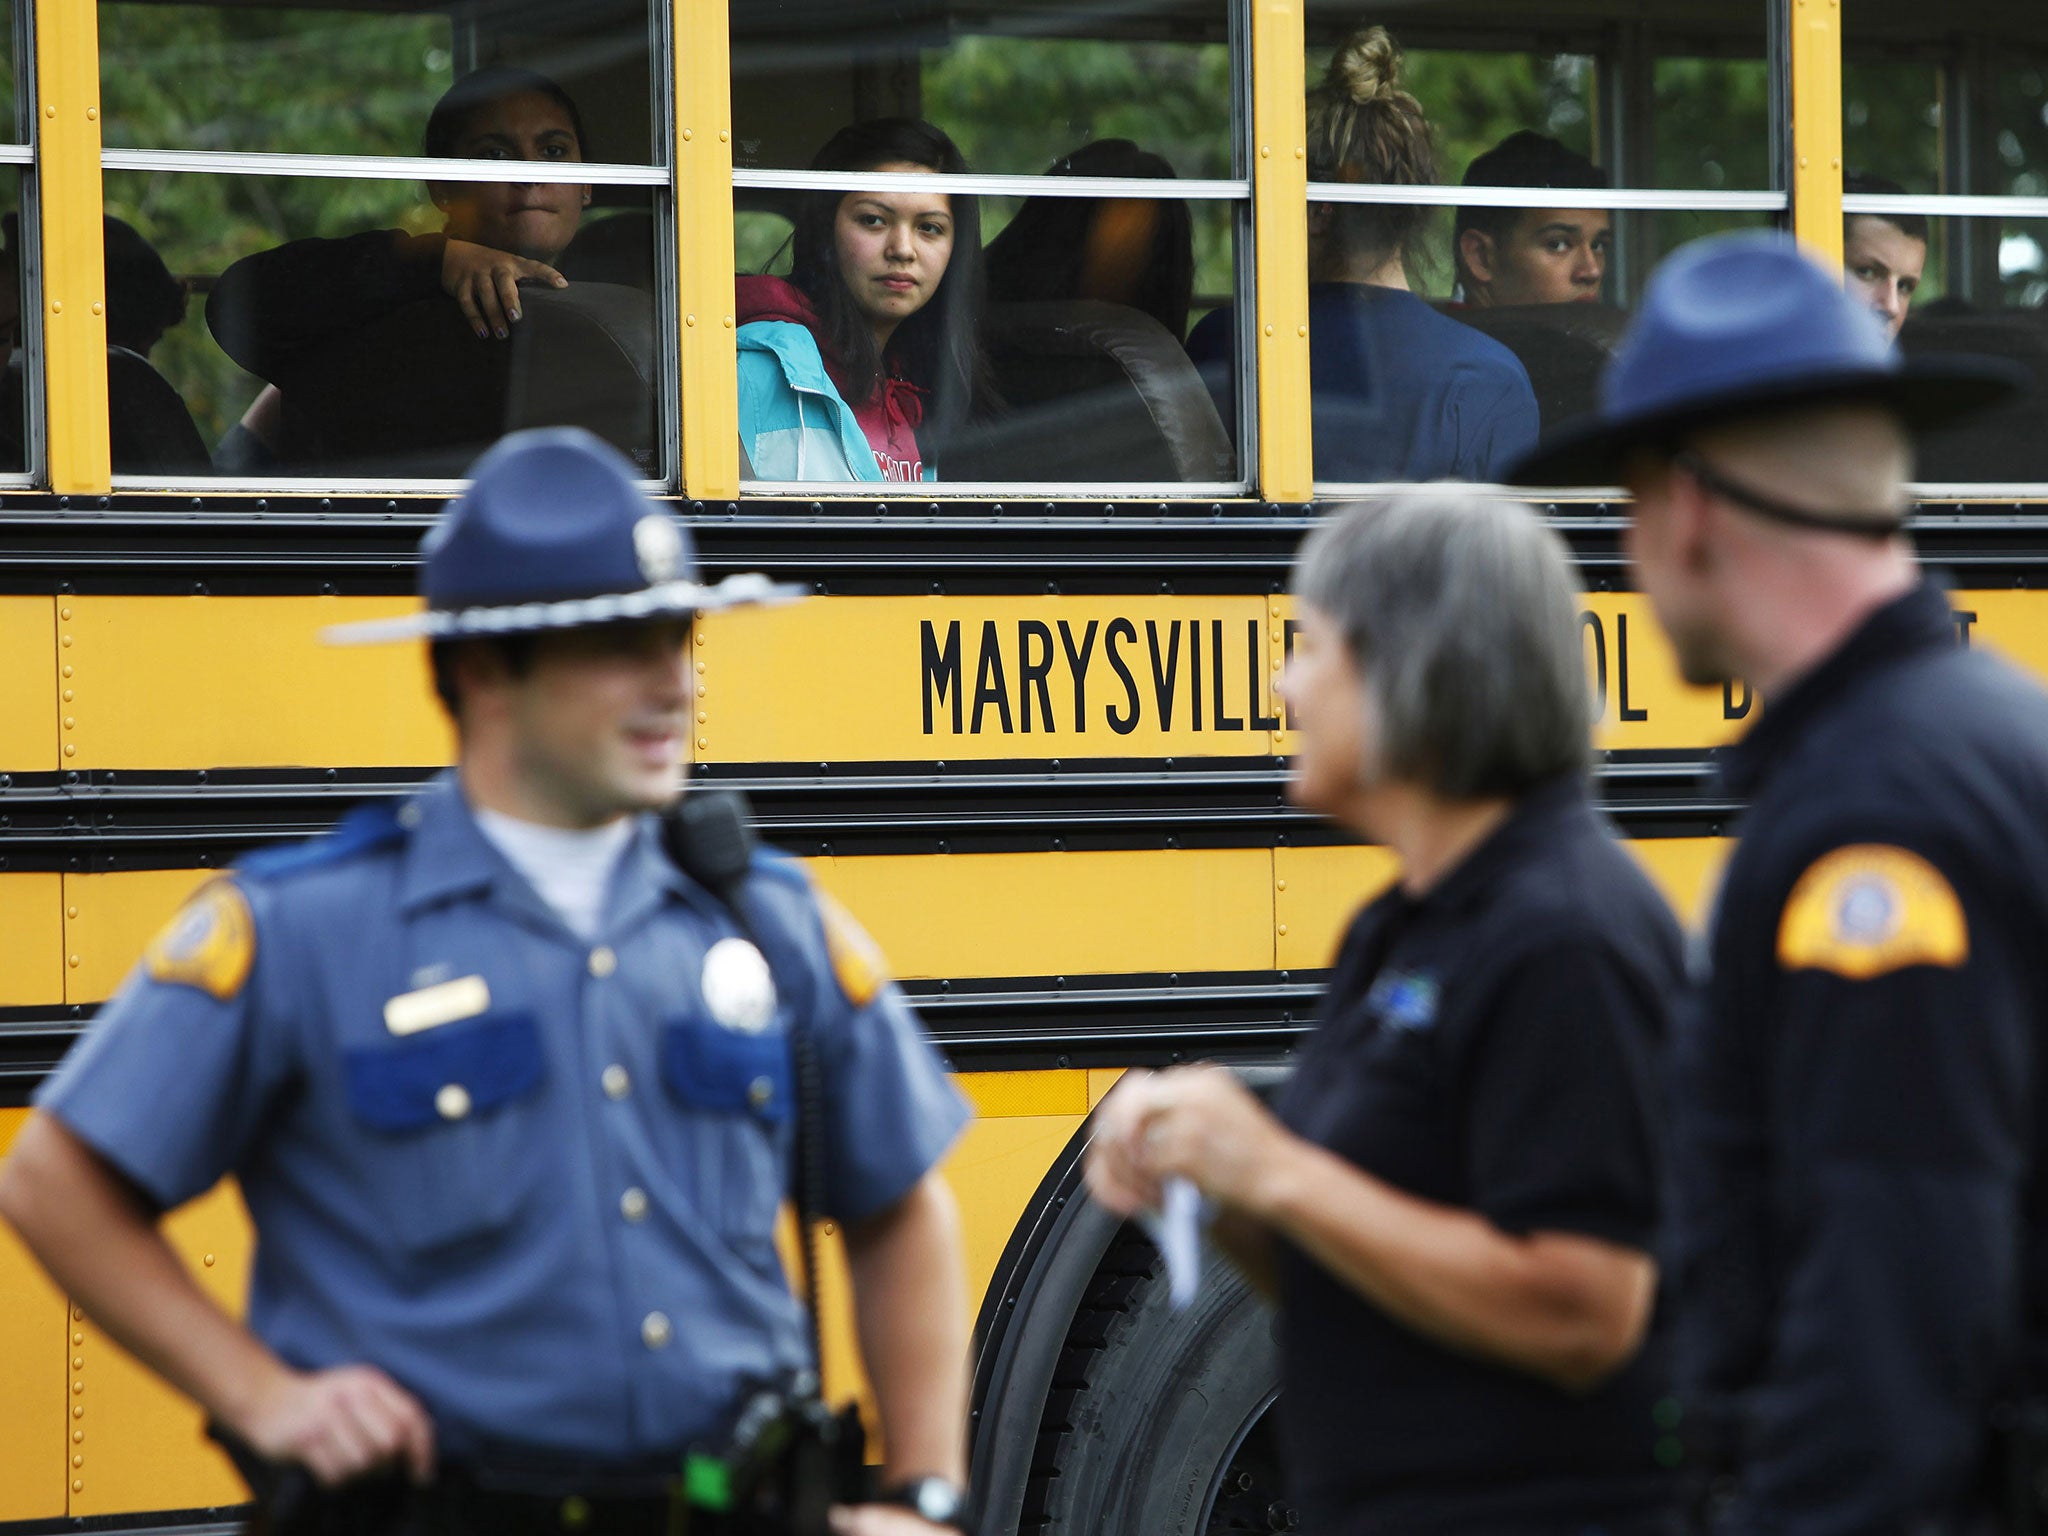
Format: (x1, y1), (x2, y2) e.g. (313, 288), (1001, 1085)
(1088, 492), (1683, 1536)
(1514, 232), (2042, 1535)
(0, 428), (973, 1536)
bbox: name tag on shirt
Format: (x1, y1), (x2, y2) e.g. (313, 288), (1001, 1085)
(383, 975), (491, 1036)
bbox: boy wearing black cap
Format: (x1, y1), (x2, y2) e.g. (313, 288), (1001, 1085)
(1515, 233), (2044, 1535)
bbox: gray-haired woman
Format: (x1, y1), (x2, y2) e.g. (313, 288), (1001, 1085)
(1087, 492), (1683, 1536)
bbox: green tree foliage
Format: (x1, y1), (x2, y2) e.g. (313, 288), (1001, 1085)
(97, 5), (450, 443)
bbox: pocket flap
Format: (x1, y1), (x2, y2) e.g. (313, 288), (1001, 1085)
(662, 1019), (792, 1125)
(344, 1012), (545, 1134)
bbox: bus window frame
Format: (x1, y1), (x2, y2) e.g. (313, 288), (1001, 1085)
(728, 169), (1258, 500)
(82, 0), (679, 495)
(726, 1), (1259, 501)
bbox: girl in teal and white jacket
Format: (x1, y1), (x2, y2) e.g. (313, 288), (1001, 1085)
(737, 118), (994, 483)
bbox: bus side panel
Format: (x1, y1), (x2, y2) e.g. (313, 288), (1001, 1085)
(70, 1182), (252, 1517)
(0, 874), (64, 1007)
(65, 870), (212, 1006)
(0, 598), (56, 772)
(63, 597), (451, 771)
(0, 1109), (68, 1522)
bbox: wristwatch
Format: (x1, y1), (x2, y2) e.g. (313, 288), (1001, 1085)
(879, 1475), (968, 1529)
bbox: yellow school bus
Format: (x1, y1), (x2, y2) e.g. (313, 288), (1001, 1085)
(2, 0), (2047, 1530)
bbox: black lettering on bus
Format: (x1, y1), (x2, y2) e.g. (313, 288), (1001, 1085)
(1146, 620), (1181, 730)
(1248, 618), (1281, 731)
(1282, 619), (1304, 730)
(1057, 619), (1098, 733)
(1189, 618), (1204, 731)
(1616, 614), (1648, 722)
(921, 619), (962, 735)
(1954, 609), (1978, 648)
(1106, 618), (1141, 735)
(1580, 611), (1608, 717)
(971, 620), (1014, 734)
(1210, 619), (1244, 731)
(1724, 679), (1752, 720)
(1018, 620), (1055, 733)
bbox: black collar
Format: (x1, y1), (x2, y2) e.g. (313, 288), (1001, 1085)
(1407, 773), (1593, 919)
(1718, 581), (1957, 799)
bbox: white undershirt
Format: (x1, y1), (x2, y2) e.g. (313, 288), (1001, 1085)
(474, 807), (635, 941)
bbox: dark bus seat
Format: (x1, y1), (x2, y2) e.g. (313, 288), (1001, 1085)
(1445, 302), (1630, 433)
(108, 345), (212, 476)
(274, 281), (657, 477)
(946, 300), (1234, 483)
(1899, 310), (2048, 483)
(559, 211), (657, 292)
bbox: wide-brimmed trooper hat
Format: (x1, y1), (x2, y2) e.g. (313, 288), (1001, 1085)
(1510, 231), (2024, 488)
(326, 428), (803, 645)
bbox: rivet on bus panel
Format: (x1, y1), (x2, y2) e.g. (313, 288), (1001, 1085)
(50, 300), (60, 314)
(72, 1480), (82, 1493)
(87, 107), (98, 121)
(91, 303), (102, 316)
(60, 607), (71, 620)
(719, 131), (730, 143)
(682, 128), (693, 141)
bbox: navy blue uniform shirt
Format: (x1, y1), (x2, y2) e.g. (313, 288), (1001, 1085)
(39, 775), (970, 1462)
(1186, 284), (1540, 483)
(1676, 582), (2048, 1535)
(1272, 776), (1682, 1536)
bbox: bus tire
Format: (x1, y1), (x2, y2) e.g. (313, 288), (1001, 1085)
(1020, 1225), (1292, 1536)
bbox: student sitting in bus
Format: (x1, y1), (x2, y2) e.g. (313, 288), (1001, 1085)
(206, 66), (591, 433)
(736, 118), (993, 483)
(1185, 27), (1538, 482)
(1453, 132), (1610, 307)
(1843, 172), (1927, 338)
(984, 139), (1194, 340)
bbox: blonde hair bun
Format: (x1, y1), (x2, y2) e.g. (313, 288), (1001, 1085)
(1327, 25), (1403, 105)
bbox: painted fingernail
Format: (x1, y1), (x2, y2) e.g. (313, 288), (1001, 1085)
(508, 308), (521, 322)
(496, 327), (508, 339)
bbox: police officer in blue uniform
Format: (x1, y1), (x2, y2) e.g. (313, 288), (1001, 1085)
(0, 429), (974, 1536)
(1514, 233), (2043, 1534)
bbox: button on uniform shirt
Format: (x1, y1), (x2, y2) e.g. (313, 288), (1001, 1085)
(1272, 776), (1682, 1536)
(39, 775), (971, 1461)
(1676, 582), (2048, 1535)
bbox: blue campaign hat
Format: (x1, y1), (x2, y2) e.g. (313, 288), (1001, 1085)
(326, 428), (804, 645)
(1510, 231), (2024, 487)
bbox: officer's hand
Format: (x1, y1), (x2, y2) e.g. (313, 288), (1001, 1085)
(440, 238), (567, 340)
(1127, 1064), (1296, 1217)
(1082, 1069), (1166, 1216)
(242, 1364), (437, 1487)
(827, 1504), (961, 1536)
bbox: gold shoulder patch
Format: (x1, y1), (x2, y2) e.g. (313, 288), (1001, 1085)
(144, 880), (256, 1001)
(817, 891), (890, 1008)
(1776, 844), (1968, 980)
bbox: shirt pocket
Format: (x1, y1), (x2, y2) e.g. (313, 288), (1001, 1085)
(660, 1016), (793, 1245)
(340, 1011), (549, 1253)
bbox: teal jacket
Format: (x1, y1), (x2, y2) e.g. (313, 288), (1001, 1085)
(736, 319), (886, 482)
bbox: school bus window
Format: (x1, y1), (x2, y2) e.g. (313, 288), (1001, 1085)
(1273, 2), (1781, 493)
(0, 0), (23, 483)
(1842, 2), (2048, 485)
(96, 0), (670, 484)
(729, 0), (1247, 491)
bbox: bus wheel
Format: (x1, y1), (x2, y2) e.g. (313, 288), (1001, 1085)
(1018, 1225), (1292, 1535)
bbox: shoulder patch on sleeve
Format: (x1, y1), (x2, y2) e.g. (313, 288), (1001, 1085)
(816, 891), (890, 1008)
(144, 880), (256, 1000)
(1776, 844), (1968, 980)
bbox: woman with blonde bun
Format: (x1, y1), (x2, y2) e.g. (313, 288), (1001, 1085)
(1188, 27), (1538, 481)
